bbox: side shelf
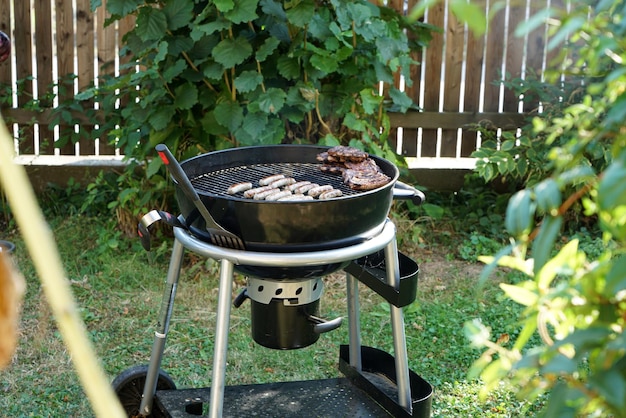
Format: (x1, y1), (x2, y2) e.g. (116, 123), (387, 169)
(344, 251), (419, 307)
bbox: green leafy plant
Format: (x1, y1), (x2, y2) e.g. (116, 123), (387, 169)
(458, 232), (503, 262)
(471, 71), (610, 188)
(88, 0), (432, 162)
(465, 1), (626, 416)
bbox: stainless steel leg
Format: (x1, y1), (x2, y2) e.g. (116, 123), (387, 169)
(346, 272), (362, 371)
(139, 238), (185, 415)
(208, 258), (235, 418)
(384, 238), (413, 414)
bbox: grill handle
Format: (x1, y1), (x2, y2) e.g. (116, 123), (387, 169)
(393, 181), (426, 206)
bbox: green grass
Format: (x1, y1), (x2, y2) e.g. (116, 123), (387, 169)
(0, 214), (544, 417)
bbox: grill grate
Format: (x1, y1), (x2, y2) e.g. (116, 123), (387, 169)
(190, 162), (363, 198)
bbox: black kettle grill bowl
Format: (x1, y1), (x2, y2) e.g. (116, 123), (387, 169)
(175, 145), (400, 253)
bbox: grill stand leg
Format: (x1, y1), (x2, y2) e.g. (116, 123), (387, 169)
(208, 258), (235, 418)
(384, 238), (413, 415)
(139, 238), (185, 416)
(346, 272), (362, 371)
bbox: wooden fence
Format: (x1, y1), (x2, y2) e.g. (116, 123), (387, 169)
(0, 0), (563, 172)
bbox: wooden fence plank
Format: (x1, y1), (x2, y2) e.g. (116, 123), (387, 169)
(398, 0), (423, 157)
(76, 0), (96, 155)
(97, 0), (117, 76)
(389, 111), (527, 130)
(524, 0), (548, 112)
(383, 0), (404, 155)
(503, 1), (526, 113)
(421, 1), (445, 157)
(55, 0), (76, 155)
(3, 108), (528, 133)
(15, 0), (35, 154)
(441, 10), (465, 157)
(34, 0), (55, 154)
(95, 1), (120, 155)
(2, 108), (98, 126)
(483, 1), (506, 113)
(461, 26), (485, 155)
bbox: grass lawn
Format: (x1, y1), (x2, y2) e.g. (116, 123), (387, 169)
(0, 213), (545, 417)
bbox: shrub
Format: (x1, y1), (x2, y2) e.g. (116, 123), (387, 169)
(465, 1), (626, 416)
(88, 0), (432, 160)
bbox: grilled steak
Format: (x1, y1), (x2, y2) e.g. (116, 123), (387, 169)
(317, 146), (391, 191)
(342, 169), (391, 191)
(327, 145), (369, 162)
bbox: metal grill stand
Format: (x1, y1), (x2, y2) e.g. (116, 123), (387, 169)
(134, 220), (432, 418)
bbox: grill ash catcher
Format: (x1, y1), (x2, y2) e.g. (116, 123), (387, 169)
(115, 145), (432, 417)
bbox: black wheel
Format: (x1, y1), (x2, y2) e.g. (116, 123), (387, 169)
(112, 365), (176, 417)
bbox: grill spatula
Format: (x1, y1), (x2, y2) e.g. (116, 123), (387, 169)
(156, 144), (246, 250)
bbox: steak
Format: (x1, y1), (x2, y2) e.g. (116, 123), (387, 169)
(317, 146), (391, 191)
(326, 145), (369, 162)
(342, 169), (391, 191)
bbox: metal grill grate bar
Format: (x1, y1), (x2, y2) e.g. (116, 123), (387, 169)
(190, 162), (362, 198)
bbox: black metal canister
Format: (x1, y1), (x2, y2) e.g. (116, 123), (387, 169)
(234, 276), (342, 349)
(250, 298), (321, 349)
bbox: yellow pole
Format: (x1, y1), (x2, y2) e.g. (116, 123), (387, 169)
(0, 116), (125, 418)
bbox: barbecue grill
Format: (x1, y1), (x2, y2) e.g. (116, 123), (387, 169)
(114, 145), (433, 417)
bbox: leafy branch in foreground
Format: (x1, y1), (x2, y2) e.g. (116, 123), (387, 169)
(465, 1), (626, 417)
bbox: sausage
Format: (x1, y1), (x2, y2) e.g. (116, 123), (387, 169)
(287, 181), (311, 192)
(269, 177), (296, 189)
(318, 189), (343, 200)
(265, 190), (293, 201)
(253, 188), (281, 200)
(227, 182), (253, 195)
(259, 174), (285, 186)
(243, 185), (274, 198)
(295, 183), (319, 194)
(277, 194), (315, 201)
(308, 185), (334, 197)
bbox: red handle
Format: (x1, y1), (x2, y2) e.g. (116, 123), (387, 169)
(157, 150), (170, 165)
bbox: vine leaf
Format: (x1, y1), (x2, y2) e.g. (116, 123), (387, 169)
(214, 0), (235, 13)
(174, 83), (198, 110)
(235, 71), (263, 93)
(225, 0), (259, 24)
(106, 0), (142, 17)
(286, 0), (316, 28)
(214, 101), (243, 131)
(359, 88), (382, 115)
(242, 112), (268, 136)
(136, 8), (167, 42)
(389, 87), (413, 113)
(277, 56), (301, 80)
(256, 38), (281, 62)
(162, 59), (187, 83)
(163, 0), (194, 30)
(149, 107), (173, 131)
(255, 88), (286, 114)
(212, 37), (253, 68)
(310, 53), (338, 73)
